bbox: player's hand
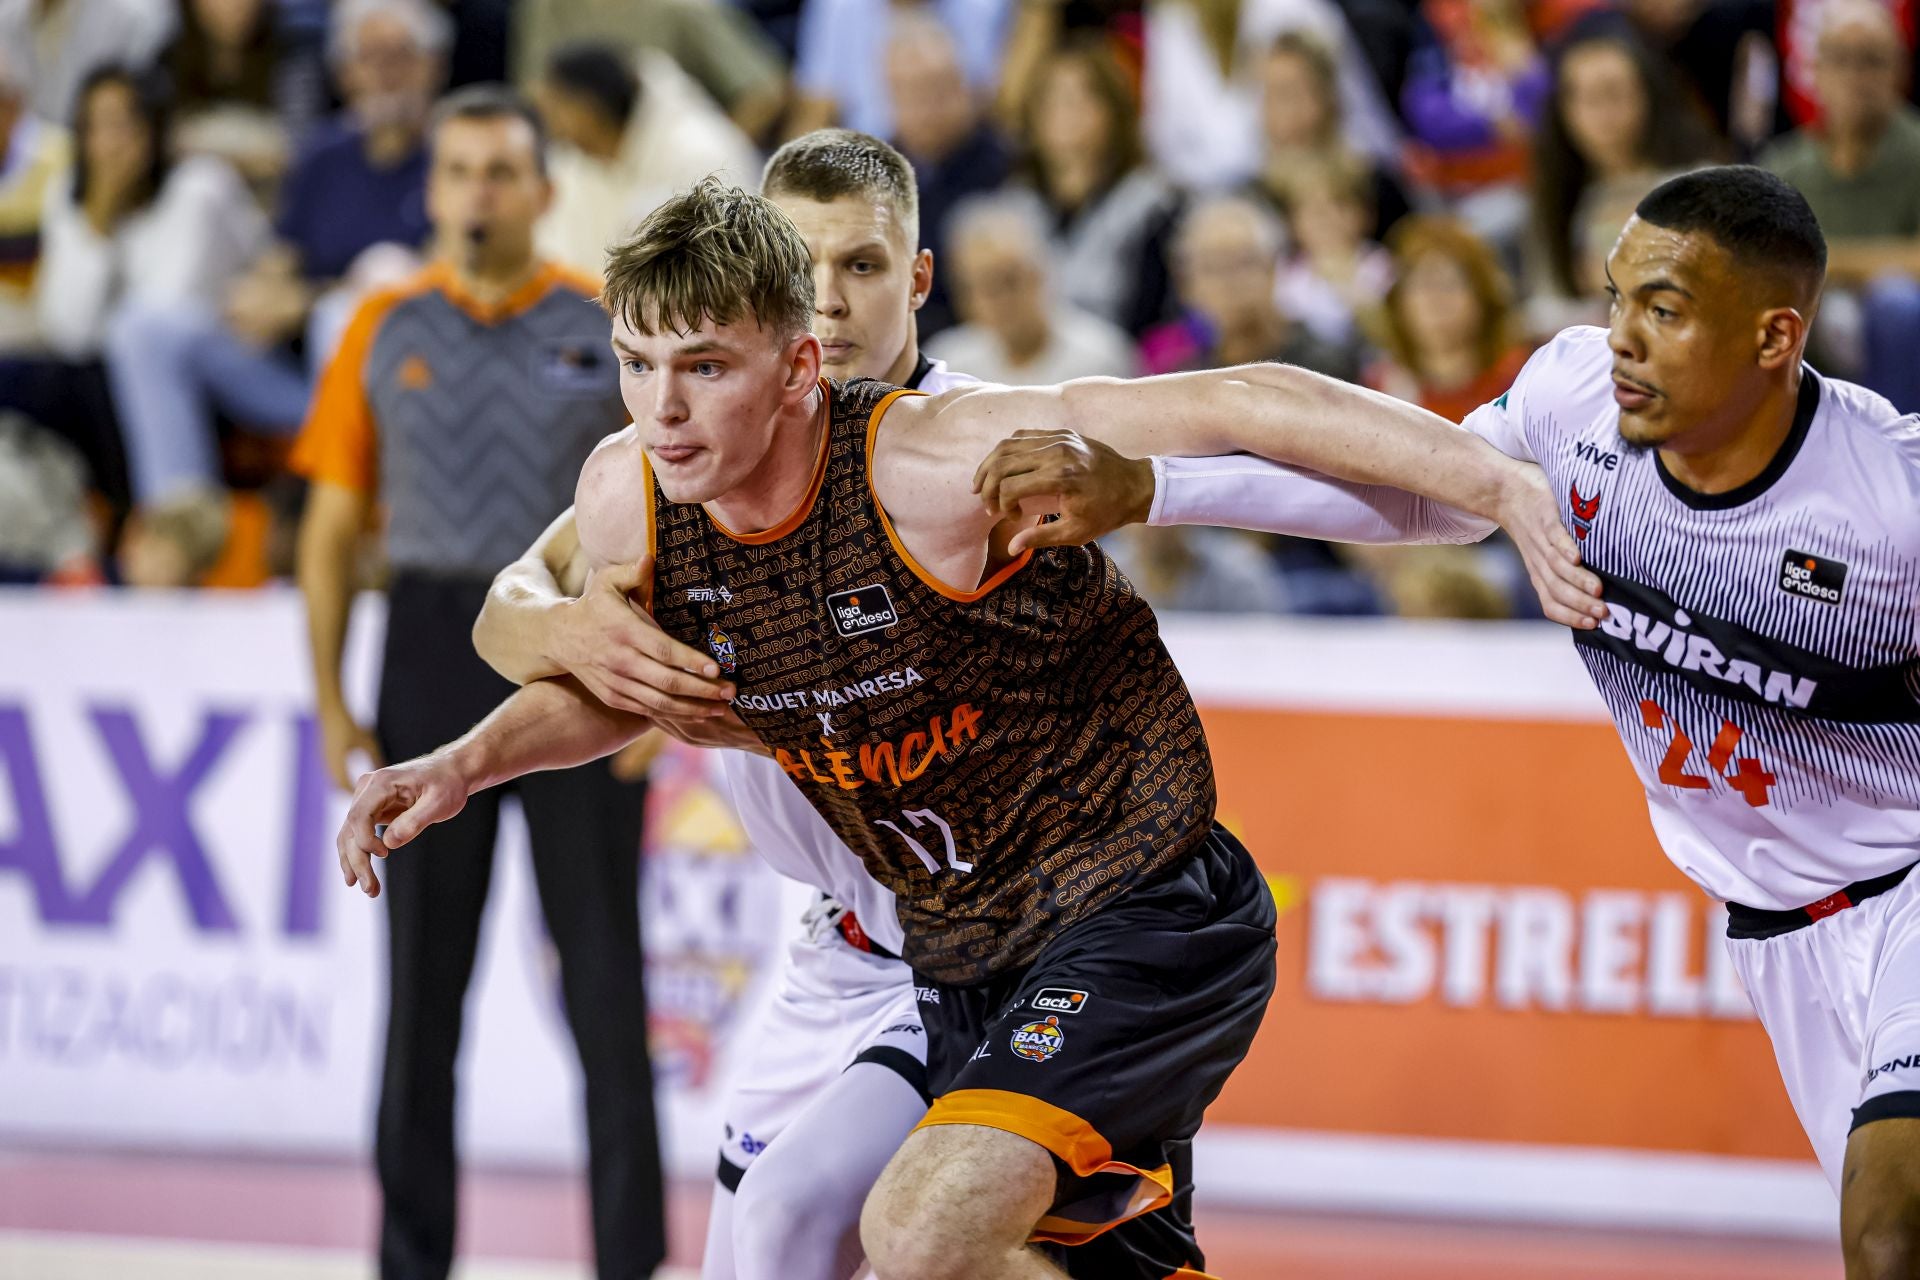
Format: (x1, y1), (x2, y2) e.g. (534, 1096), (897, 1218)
(1496, 461), (1607, 629)
(654, 707), (770, 756)
(972, 429), (1157, 554)
(336, 753), (468, 898)
(318, 701), (383, 793)
(552, 557), (736, 718)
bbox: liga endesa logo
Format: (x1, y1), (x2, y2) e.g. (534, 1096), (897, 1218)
(1301, 876), (1756, 1018)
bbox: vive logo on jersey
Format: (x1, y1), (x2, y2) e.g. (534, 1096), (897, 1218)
(707, 624), (737, 676)
(1571, 440), (1620, 471)
(1031, 988), (1090, 1015)
(827, 583), (899, 637)
(1569, 484), (1602, 541)
(1779, 550), (1847, 606)
(1010, 1015), (1065, 1063)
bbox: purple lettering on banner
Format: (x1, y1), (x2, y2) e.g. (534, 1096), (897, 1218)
(0, 706), (74, 919)
(282, 714), (328, 937)
(68, 706), (247, 931)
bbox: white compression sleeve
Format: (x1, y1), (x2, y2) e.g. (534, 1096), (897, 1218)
(1147, 453), (1497, 545)
(730, 1058), (928, 1280)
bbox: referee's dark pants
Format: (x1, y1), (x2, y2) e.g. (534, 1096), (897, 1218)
(373, 572), (664, 1280)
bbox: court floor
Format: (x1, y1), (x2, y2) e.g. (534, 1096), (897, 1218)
(0, 1147), (1843, 1279)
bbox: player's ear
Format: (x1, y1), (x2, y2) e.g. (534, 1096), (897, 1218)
(909, 249), (934, 312)
(783, 330), (823, 398)
(1756, 307), (1807, 372)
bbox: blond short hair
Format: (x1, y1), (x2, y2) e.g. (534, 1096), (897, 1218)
(603, 177), (815, 339)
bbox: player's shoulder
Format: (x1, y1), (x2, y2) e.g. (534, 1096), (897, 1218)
(1813, 371), (1920, 508)
(574, 423), (649, 567)
(1485, 326), (1613, 451)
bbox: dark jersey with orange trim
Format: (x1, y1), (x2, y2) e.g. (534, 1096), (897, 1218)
(645, 378), (1217, 984)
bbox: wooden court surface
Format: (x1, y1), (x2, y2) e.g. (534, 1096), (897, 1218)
(0, 1148), (1841, 1279)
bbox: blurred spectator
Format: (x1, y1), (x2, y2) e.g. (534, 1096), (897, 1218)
(117, 488), (235, 586)
(1140, 0), (1404, 192)
(928, 191), (1137, 383)
(1401, 0), (1549, 246)
(1103, 525), (1291, 613)
(1142, 193), (1363, 378)
(102, 0), (447, 516)
(1626, 0), (1785, 148)
(1249, 30), (1412, 240)
(0, 409), (97, 583)
(1268, 152), (1396, 347)
(885, 11), (1012, 338)
(1365, 543), (1515, 616)
(1528, 21), (1717, 332)
(513, 0), (789, 141)
(1763, 0), (1920, 411)
(166, 0), (327, 182)
(1017, 38), (1180, 337)
(533, 42), (758, 280)
(0, 44), (70, 350)
(790, 0), (1011, 140)
(35, 67), (265, 360)
(0, 0), (175, 125)
(1368, 213), (1530, 422)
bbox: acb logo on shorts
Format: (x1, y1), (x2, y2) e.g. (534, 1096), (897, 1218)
(1010, 1015), (1065, 1063)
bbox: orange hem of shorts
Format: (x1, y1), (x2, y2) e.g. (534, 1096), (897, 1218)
(915, 1089), (1176, 1244)
(863, 389), (1033, 602)
(706, 381), (834, 545)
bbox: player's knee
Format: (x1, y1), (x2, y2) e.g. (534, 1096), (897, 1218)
(860, 1186), (981, 1280)
(1845, 1210), (1920, 1280)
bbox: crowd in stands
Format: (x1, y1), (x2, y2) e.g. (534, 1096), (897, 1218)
(2, 0), (1916, 617)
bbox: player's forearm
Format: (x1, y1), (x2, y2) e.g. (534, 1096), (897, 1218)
(444, 677), (651, 795)
(474, 556), (575, 685)
(1149, 454), (1496, 544)
(1168, 363), (1524, 523)
(473, 508), (587, 686)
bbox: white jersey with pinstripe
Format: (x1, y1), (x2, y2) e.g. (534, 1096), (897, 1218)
(1463, 326), (1920, 912)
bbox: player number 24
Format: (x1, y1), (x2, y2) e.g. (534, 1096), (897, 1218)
(1639, 700), (1776, 807)
(876, 808), (974, 875)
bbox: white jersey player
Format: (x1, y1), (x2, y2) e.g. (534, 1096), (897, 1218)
(972, 166), (1920, 1274)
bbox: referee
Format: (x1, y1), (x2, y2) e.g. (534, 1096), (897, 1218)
(292, 85), (662, 1280)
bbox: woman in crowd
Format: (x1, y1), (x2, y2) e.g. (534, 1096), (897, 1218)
(1368, 213), (1529, 423)
(1528, 18), (1716, 329)
(1016, 36), (1182, 336)
(166, 0), (326, 180)
(1250, 30), (1411, 240)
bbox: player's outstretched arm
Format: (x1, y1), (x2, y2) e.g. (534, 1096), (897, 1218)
(970, 429), (1608, 629)
(337, 677), (651, 898)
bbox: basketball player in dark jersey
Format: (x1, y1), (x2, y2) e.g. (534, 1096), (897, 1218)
(335, 178), (1593, 1279)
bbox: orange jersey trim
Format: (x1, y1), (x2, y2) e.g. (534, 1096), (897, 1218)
(915, 1088), (1176, 1245)
(427, 259), (588, 325)
(640, 448), (658, 605)
(706, 382), (834, 546)
(864, 389), (1034, 603)
(1166, 1270), (1221, 1279)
